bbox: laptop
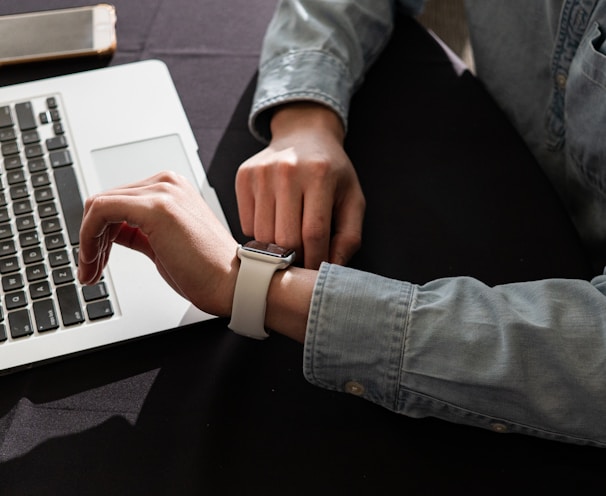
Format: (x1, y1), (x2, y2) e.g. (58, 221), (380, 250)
(0, 59), (230, 374)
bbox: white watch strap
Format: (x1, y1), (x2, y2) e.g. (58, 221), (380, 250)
(228, 255), (279, 339)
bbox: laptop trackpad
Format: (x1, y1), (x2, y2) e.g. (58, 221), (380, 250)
(91, 134), (197, 191)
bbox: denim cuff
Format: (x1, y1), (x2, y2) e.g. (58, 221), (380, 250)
(249, 50), (352, 143)
(303, 262), (414, 410)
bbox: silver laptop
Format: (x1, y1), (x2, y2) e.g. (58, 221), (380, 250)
(0, 59), (229, 373)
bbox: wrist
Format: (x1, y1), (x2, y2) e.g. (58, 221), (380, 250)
(228, 241), (296, 339)
(265, 266), (316, 344)
(270, 102), (345, 144)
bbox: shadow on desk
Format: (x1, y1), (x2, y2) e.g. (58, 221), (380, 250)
(0, 56), (113, 86)
(0, 317), (604, 496)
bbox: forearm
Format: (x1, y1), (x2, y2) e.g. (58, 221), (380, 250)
(304, 263), (606, 447)
(250, 0), (400, 142)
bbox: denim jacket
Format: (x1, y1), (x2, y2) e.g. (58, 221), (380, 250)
(250, 0), (606, 446)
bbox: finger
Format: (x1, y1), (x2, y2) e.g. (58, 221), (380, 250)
(235, 167), (255, 237)
(79, 194), (158, 283)
(78, 220), (124, 284)
(274, 176), (303, 252)
(78, 230), (108, 285)
(113, 223), (155, 259)
(252, 188), (276, 243)
(80, 223), (169, 288)
(301, 188), (332, 269)
(100, 170), (188, 194)
(80, 173), (186, 244)
(236, 163), (277, 243)
(329, 191), (365, 266)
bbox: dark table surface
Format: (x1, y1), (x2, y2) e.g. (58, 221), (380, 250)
(0, 1), (604, 495)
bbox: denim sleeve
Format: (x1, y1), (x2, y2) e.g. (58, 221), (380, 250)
(249, 0), (424, 142)
(304, 263), (606, 447)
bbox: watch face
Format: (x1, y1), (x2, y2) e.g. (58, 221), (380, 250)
(243, 240), (294, 258)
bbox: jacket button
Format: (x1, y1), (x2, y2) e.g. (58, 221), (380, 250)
(490, 422), (508, 433)
(344, 381), (365, 396)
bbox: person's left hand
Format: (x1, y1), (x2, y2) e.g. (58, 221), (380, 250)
(78, 171), (239, 317)
(236, 102), (365, 269)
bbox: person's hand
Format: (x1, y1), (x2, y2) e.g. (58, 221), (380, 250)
(78, 171), (239, 317)
(236, 102), (365, 269)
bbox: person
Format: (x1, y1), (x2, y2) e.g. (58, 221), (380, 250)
(78, 0), (606, 447)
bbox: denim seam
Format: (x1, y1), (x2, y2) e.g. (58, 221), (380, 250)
(395, 283), (416, 412)
(399, 387), (606, 447)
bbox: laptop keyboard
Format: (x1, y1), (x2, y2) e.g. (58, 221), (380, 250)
(0, 94), (113, 342)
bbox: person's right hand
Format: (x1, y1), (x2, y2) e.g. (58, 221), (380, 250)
(78, 171), (240, 318)
(236, 102), (365, 269)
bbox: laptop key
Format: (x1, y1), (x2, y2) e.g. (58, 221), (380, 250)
(26, 263), (47, 282)
(82, 282), (109, 301)
(39, 202), (59, 218)
(56, 284), (84, 326)
(22, 130), (40, 144)
(28, 158), (47, 173)
(87, 300), (114, 321)
(13, 199), (33, 215)
(49, 149), (72, 168)
(1, 141), (19, 157)
(7, 169), (26, 185)
(0, 128), (16, 142)
(4, 156), (22, 170)
(46, 233), (66, 251)
(33, 299), (59, 332)
(15, 102), (36, 131)
(0, 106), (13, 128)
(0, 224), (13, 240)
(2, 273), (24, 292)
(23, 246), (43, 264)
(41, 218), (61, 234)
(54, 166), (83, 246)
(8, 309), (33, 338)
(6, 290), (27, 310)
(46, 135), (67, 150)
(19, 231), (39, 248)
(29, 280), (52, 300)
(16, 215), (35, 231)
(25, 143), (44, 159)
(0, 324), (6, 342)
(31, 171), (50, 187)
(48, 250), (69, 267)
(10, 184), (29, 200)
(0, 256), (19, 274)
(34, 187), (54, 203)
(0, 240), (17, 257)
(39, 111), (50, 124)
(38, 202), (57, 219)
(52, 266), (74, 285)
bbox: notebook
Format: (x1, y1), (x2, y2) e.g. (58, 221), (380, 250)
(0, 59), (230, 374)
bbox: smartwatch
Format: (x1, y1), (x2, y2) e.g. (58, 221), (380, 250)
(228, 240), (295, 339)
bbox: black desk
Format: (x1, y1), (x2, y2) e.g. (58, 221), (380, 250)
(0, 1), (603, 494)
